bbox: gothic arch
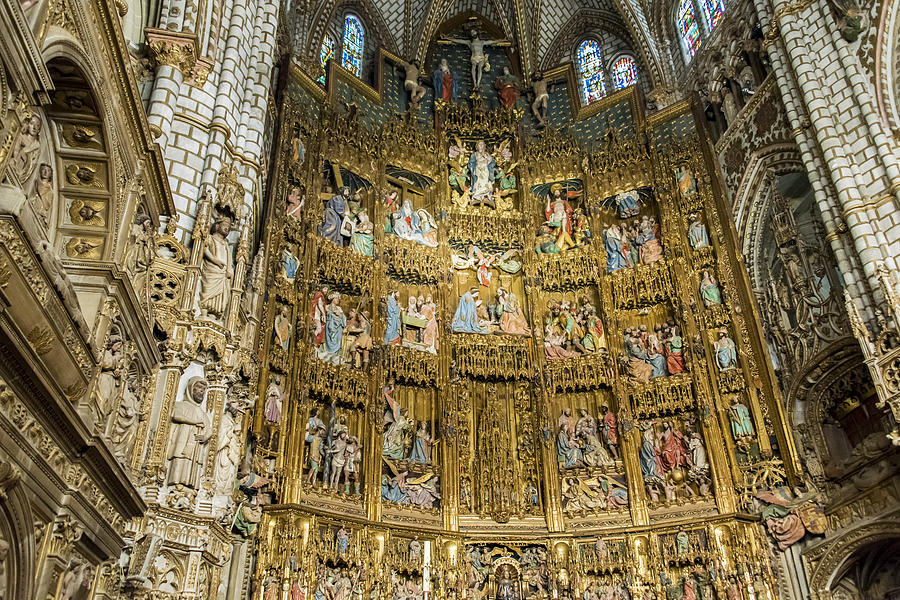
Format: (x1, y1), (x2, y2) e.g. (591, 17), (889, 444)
(874, 0), (900, 136)
(807, 523), (900, 595)
(0, 479), (37, 600)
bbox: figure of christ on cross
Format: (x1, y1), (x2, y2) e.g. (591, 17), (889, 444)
(442, 28), (510, 90)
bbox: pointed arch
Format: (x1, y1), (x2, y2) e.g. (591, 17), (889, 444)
(576, 39), (607, 104)
(341, 14), (365, 77)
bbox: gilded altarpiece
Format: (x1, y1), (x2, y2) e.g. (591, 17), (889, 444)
(249, 84), (798, 600)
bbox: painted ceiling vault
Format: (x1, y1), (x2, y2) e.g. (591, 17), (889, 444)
(296, 0), (667, 87)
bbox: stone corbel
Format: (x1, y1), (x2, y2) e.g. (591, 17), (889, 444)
(144, 29), (211, 87)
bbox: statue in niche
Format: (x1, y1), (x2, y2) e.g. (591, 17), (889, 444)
(739, 66), (756, 96)
(214, 401), (243, 494)
(349, 209), (374, 256)
(273, 304), (291, 351)
(125, 214), (155, 301)
(385, 290), (402, 345)
(688, 213), (709, 248)
(452, 244), (521, 286)
(420, 295), (439, 353)
(95, 334), (126, 420)
(495, 564), (518, 600)
(729, 397), (754, 441)
(542, 184), (577, 252)
(285, 186), (304, 219)
(346, 309), (373, 367)
(166, 376), (211, 488)
(452, 288), (489, 334)
(316, 292), (346, 364)
(409, 421), (434, 463)
(496, 288), (531, 336)
(443, 29), (507, 90)
(108, 373), (145, 461)
(328, 431), (349, 490)
(7, 114), (42, 186)
(320, 186), (349, 246)
(264, 375), (284, 424)
(382, 397), (410, 460)
(544, 298), (606, 357)
(494, 66), (519, 109)
(397, 59), (427, 108)
(557, 422), (583, 468)
(290, 133), (305, 163)
(340, 435), (361, 495)
(388, 198), (438, 247)
(676, 167), (697, 198)
(714, 331), (738, 371)
(306, 423), (326, 485)
(311, 285), (329, 349)
(409, 537), (422, 562)
(640, 420), (711, 502)
(432, 58), (459, 103)
(700, 271), (722, 307)
(468, 140), (497, 205)
(603, 225), (629, 272)
(29, 163), (54, 225)
(198, 215), (234, 320)
(722, 87), (739, 125)
(601, 406), (619, 460)
(530, 71), (550, 126)
(281, 247), (298, 282)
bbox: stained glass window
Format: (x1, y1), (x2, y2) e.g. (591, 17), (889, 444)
(317, 34), (334, 85)
(577, 39), (606, 105)
(677, 0), (702, 59)
(342, 15), (364, 77)
(699, 0), (725, 30)
(612, 57), (638, 89)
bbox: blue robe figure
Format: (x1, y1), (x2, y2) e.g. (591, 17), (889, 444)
(603, 227), (629, 272)
(409, 432), (428, 463)
(648, 349), (668, 378)
(615, 191), (640, 218)
(384, 292), (401, 344)
(452, 290), (488, 334)
(382, 475), (408, 503)
(716, 334), (738, 371)
(432, 58), (459, 102)
(640, 431), (663, 482)
(557, 429), (582, 468)
(324, 303), (346, 356)
(688, 218), (709, 248)
(320, 187), (349, 246)
(281, 249), (298, 281)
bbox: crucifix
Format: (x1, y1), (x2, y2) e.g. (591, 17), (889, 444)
(441, 28), (511, 90)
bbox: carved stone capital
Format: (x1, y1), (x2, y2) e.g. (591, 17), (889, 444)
(144, 30), (209, 87)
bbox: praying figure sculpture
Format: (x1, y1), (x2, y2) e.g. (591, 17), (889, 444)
(198, 215), (234, 320)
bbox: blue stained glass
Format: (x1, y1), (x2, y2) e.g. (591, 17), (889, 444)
(699, 0), (725, 30)
(612, 57), (637, 89)
(317, 34), (334, 85)
(342, 15), (364, 77)
(677, 0), (702, 59)
(577, 40), (606, 105)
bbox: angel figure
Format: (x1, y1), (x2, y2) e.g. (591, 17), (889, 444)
(451, 244), (496, 286)
(754, 486), (825, 550)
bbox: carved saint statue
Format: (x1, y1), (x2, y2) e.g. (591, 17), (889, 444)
(7, 114), (42, 186)
(214, 401), (243, 495)
(729, 398), (754, 439)
(166, 376), (212, 488)
(125, 214), (156, 302)
(468, 140), (496, 205)
(700, 271), (722, 307)
(452, 288), (488, 334)
(432, 58), (459, 103)
(714, 331), (738, 371)
(530, 71), (550, 126)
(95, 334), (125, 421)
(108, 373), (144, 461)
(688, 214), (709, 248)
(30, 163), (53, 225)
(494, 66), (519, 109)
(198, 215), (234, 320)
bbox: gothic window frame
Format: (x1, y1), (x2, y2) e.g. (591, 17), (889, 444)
(675, 0), (727, 64)
(318, 32), (335, 85)
(575, 37), (608, 106)
(341, 13), (365, 78)
(610, 54), (638, 90)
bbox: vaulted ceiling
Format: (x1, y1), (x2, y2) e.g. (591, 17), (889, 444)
(295, 0), (670, 88)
